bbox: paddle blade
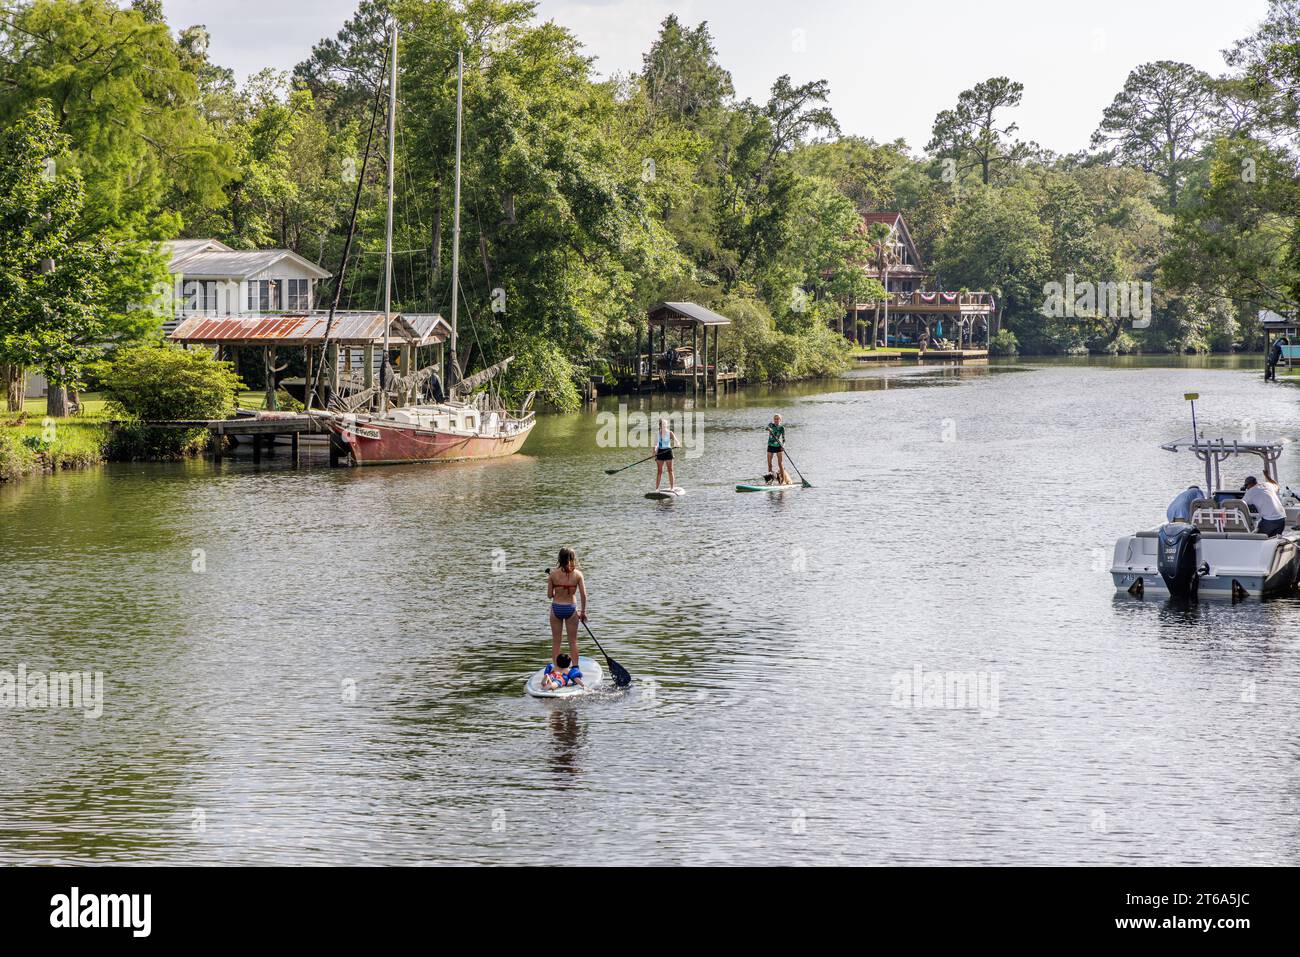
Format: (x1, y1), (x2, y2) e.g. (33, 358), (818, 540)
(608, 657), (632, 687)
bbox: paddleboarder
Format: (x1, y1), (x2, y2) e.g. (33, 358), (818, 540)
(766, 413), (786, 478)
(548, 547), (587, 665)
(654, 417), (679, 491)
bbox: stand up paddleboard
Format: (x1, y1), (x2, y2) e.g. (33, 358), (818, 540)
(736, 482), (802, 492)
(645, 487), (686, 500)
(525, 656), (604, 698)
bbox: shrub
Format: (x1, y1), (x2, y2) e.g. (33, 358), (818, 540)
(989, 329), (1019, 356)
(275, 388), (304, 413)
(93, 345), (244, 459)
(95, 345), (245, 421)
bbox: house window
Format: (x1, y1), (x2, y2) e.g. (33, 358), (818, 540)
(286, 278), (310, 311)
(247, 279), (282, 312)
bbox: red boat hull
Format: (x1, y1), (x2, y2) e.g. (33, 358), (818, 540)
(329, 419), (534, 465)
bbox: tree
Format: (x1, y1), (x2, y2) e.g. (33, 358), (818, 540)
(641, 15), (734, 130)
(0, 0), (230, 239)
(1164, 137), (1299, 318)
(0, 103), (106, 414)
(787, 136), (908, 214)
(866, 221), (896, 348)
(1090, 61), (1219, 211)
(934, 184), (1050, 343)
(927, 77), (1027, 185)
(715, 76), (839, 291)
(1224, 0), (1300, 135)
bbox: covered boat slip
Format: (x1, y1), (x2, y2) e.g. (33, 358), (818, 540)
(1260, 310), (1299, 378)
(167, 311), (455, 464)
(635, 302), (739, 394)
(169, 311), (452, 413)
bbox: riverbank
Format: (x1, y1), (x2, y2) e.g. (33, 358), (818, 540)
(0, 390), (257, 483)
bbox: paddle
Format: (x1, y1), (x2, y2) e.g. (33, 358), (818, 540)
(781, 448), (813, 488)
(604, 451), (656, 475)
(544, 568), (633, 687)
(581, 619), (632, 688)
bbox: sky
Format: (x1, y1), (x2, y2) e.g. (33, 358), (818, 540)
(160, 0), (1273, 155)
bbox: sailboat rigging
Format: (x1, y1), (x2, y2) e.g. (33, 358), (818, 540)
(311, 25), (536, 466)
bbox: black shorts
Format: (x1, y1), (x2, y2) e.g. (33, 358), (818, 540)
(656, 449), (673, 461)
(1258, 516), (1285, 537)
(767, 446), (783, 455)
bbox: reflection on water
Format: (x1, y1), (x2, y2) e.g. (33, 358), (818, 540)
(1, 357), (1297, 864)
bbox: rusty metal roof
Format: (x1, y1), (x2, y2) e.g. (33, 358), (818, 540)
(169, 311), (449, 346)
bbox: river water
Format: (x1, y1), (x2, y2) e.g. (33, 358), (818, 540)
(2, 357), (1297, 865)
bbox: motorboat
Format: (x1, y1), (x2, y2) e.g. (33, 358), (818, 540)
(1111, 436), (1300, 600)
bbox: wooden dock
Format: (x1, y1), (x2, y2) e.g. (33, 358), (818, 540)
(919, 348), (988, 362)
(115, 414), (331, 465)
(851, 348), (989, 365)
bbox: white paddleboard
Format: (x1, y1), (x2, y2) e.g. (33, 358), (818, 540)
(646, 487), (686, 500)
(525, 656), (604, 698)
(736, 482), (802, 492)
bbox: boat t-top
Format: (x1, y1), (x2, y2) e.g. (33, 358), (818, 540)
(1111, 433), (1300, 600)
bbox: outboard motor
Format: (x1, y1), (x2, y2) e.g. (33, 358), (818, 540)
(1158, 523), (1202, 596)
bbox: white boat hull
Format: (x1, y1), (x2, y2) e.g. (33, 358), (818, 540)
(1111, 528), (1300, 599)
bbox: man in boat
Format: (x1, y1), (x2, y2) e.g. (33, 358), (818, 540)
(766, 414), (786, 479)
(1166, 485), (1205, 523)
(1241, 475), (1287, 537)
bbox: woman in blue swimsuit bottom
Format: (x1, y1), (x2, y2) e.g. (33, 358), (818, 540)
(548, 547), (588, 666)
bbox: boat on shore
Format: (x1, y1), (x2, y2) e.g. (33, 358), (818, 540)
(1111, 435), (1300, 600)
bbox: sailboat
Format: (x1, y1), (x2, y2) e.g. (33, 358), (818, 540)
(315, 28), (536, 466)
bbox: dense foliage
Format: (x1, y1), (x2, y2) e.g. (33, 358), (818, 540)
(1, 0), (1297, 415)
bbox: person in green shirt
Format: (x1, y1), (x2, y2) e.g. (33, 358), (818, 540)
(766, 414), (786, 480)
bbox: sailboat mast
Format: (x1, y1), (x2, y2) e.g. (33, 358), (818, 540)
(448, 49), (463, 386)
(381, 21), (398, 412)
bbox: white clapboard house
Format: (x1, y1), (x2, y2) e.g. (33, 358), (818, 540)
(24, 239), (333, 398)
(163, 239), (332, 333)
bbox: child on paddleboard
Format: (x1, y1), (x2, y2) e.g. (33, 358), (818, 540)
(654, 417), (679, 491)
(540, 652), (585, 691)
(548, 547), (587, 666)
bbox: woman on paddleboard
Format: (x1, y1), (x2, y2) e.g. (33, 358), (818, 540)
(548, 547), (587, 665)
(654, 417), (679, 492)
(766, 414), (786, 479)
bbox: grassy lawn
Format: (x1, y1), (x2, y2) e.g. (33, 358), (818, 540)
(20, 392), (112, 419)
(0, 414), (110, 480)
